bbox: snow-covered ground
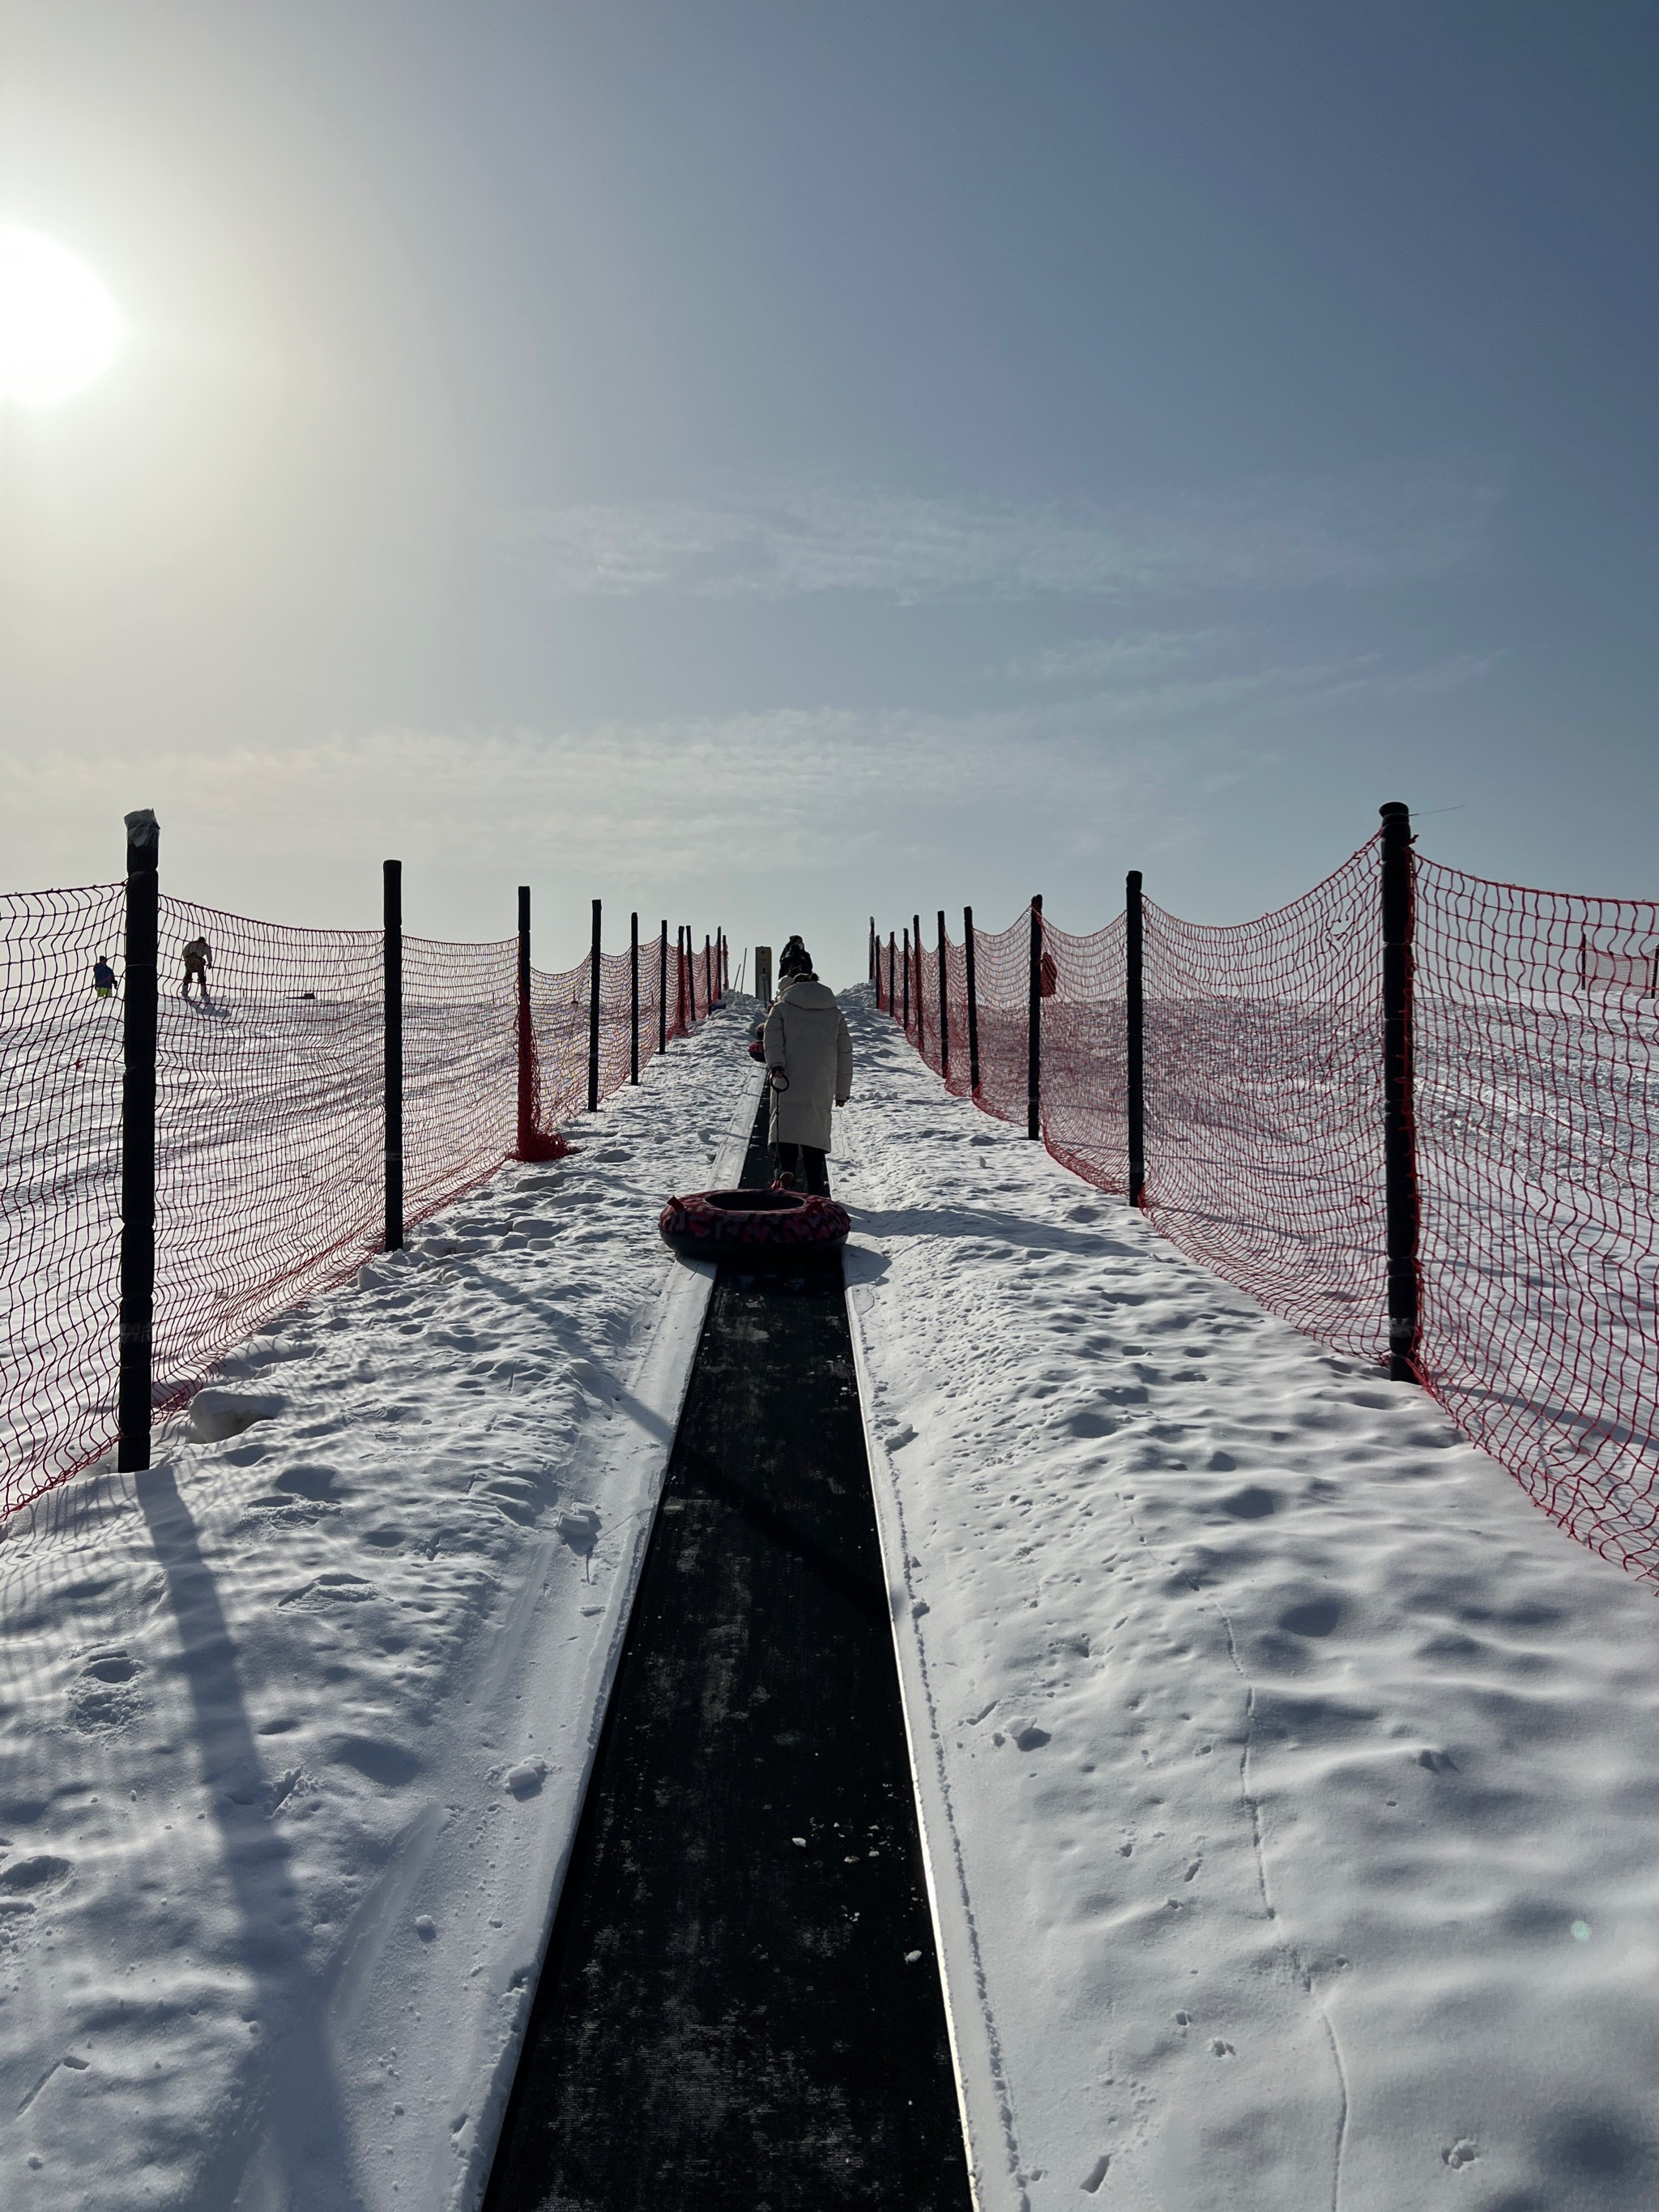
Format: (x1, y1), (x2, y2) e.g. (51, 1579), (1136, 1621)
(836, 986), (1659, 2212)
(9, 974), (1659, 2212)
(0, 1004), (758, 2211)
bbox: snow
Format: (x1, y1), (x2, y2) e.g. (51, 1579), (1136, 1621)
(836, 986), (1659, 2212)
(0, 1004), (758, 2210)
(8, 973), (1659, 2212)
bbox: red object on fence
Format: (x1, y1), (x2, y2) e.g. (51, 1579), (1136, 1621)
(1, 889), (720, 1520)
(882, 843), (1659, 1582)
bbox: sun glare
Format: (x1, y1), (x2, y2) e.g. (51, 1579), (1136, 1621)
(0, 227), (120, 404)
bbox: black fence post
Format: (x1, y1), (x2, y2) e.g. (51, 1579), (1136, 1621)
(1027, 894), (1043, 1140)
(902, 928), (911, 1031)
(912, 913), (924, 1053)
(1380, 801), (1421, 1381)
(659, 920), (668, 1055)
(117, 809), (159, 1473)
(676, 927), (687, 1035)
(888, 932), (896, 1015)
(936, 910), (950, 1080)
(517, 885), (535, 1159)
(868, 916), (876, 984)
(630, 912), (641, 1083)
(586, 899), (603, 1112)
(703, 932), (712, 1014)
(383, 859), (403, 1251)
(963, 905), (981, 1095)
(1126, 870), (1145, 1206)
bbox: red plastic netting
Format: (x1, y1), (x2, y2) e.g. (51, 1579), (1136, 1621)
(878, 843), (1659, 1580)
(2, 893), (723, 1520)
(1, 887), (126, 1508)
(1139, 843), (1387, 1360)
(1414, 860), (1659, 1574)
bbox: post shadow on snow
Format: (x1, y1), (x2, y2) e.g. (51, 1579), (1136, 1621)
(847, 1202), (1138, 1259)
(133, 1462), (361, 2210)
(482, 1097), (974, 2212)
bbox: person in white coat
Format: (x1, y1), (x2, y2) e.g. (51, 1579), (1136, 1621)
(762, 966), (853, 1195)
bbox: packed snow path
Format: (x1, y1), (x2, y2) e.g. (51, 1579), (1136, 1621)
(483, 1097), (970, 2211)
(835, 985), (1659, 2212)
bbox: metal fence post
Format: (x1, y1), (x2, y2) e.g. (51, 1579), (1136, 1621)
(703, 932), (712, 1014)
(902, 928), (911, 1031)
(1380, 801), (1421, 1381)
(383, 859), (404, 1250)
(913, 912), (924, 1052)
(676, 927), (687, 1035)
(1126, 870), (1145, 1206)
(117, 809), (159, 1473)
(659, 920), (668, 1055)
(1027, 894), (1043, 1140)
(963, 906), (980, 1095)
(630, 912), (640, 1083)
(889, 932), (896, 1018)
(586, 898), (602, 1112)
(516, 885), (535, 1159)
(937, 909), (950, 1080)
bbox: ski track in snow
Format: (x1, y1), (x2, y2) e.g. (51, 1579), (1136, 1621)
(0, 1005), (757, 2211)
(837, 987), (1659, 2212)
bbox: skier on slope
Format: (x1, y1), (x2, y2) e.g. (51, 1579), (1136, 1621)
(92, 956), (117, 1001)
(181, 936), (213, 1001)
(763, 959), (852, 1197)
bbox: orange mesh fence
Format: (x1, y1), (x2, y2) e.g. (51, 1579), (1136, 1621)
(2, 892), (723, 1519)
(2, 887), (126, 1508)
(1413, 860), (1659, 1575)
(1139, 843), (1387, 1359)
(879, 843), (1659, 1580)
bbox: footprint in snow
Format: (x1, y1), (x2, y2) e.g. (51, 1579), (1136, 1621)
(0, 1855), (72, 1896)
(67, 1651), (143, 1734)
(1004, 1719), (1051, 1752)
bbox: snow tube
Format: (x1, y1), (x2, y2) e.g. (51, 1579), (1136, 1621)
(659, 1187), (851, 1264)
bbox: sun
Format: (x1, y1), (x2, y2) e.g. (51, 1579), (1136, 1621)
(0, 227), (120, 404)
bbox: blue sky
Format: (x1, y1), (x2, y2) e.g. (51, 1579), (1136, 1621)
(3, 0), (1655, 980)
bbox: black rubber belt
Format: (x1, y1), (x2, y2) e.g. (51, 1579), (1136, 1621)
(483, 1093), (973, 2210)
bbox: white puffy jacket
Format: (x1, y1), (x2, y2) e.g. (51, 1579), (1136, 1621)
(762, 978), (853, 1151)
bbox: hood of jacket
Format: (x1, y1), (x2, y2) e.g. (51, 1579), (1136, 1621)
(777, 977), (838, 1011)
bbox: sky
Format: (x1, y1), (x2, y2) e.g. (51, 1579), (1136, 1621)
(2, 0), (1656, 984)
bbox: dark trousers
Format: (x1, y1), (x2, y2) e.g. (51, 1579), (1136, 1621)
(776, 1142), (830, 1197)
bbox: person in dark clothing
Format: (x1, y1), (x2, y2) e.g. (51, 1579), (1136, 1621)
(777, 935), (812, 983)
(181, 936), (212, 1001)
(92, 957), (117, 1000)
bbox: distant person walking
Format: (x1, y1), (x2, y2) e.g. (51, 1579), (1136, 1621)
(92, 956), (117, 1001)
(763, 961), (852, 1197)
(778, 935), (812, 984)
(181, 935), (213, 1001)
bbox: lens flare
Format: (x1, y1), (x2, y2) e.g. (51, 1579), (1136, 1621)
(0, 227), (120, 404)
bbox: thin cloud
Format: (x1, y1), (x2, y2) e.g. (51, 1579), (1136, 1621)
(494, 468), (1499, 605)
(2, 640), (1488, 916)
